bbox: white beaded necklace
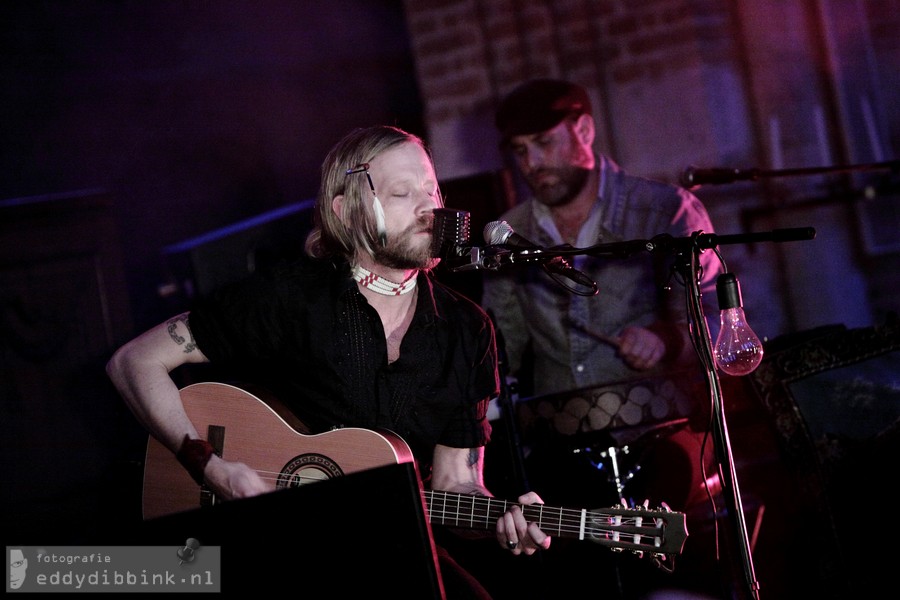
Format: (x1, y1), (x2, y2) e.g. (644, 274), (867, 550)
(352, 265), (417, 296)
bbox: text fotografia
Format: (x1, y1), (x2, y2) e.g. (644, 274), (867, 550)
(35, 570), (214, 590)
(37, 552), (111, 565)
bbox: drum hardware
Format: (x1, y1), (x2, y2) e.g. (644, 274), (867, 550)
(573, 443), (637, 496)
(569, 417), (691, 498)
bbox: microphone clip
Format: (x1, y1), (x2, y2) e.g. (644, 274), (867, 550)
(543, 256), (599, 296)
(443, 245), (510, 272)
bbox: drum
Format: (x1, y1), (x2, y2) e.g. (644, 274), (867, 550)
(511, 369), (715, 510)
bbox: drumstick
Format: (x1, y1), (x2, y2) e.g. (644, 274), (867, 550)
(566, 318), (621, 349)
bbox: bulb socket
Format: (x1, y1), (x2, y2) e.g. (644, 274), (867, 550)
(716, 272), (743, 310)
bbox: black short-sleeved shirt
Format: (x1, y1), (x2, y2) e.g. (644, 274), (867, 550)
(188, 256), (497, 478)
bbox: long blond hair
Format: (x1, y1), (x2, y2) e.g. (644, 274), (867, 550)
(305, 125), (436, 261)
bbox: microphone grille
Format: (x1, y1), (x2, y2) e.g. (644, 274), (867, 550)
(483, 220), (513, 245)
(431, 208), (470, 258)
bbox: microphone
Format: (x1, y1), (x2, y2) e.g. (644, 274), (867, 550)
(482, 221), (597, 292)
(432, 208), (472, 259)
(680, 166), (760, 188)
(432, 208), (491, 271)
(483, 220), (540, 248)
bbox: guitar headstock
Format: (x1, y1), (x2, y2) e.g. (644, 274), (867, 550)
(585, 505), (688, 560)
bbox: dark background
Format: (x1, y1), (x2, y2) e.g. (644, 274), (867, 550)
(1, 1), (425, 331)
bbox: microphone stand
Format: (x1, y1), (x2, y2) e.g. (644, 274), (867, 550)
(485, 227), (816, 600)
(607, 227), (814, 600)
(488, 310), (531, 496)
(669, 232), (761, 600)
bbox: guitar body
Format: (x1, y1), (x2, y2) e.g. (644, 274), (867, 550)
(142, 382), (414, 520)
(142, 382), (688, 560)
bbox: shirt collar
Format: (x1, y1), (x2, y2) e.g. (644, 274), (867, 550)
(531, 160), (607, 247)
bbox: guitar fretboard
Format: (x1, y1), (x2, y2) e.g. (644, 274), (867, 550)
(424, 490), (685, 555)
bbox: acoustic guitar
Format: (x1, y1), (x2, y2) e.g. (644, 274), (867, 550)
(142, 382), (688, 559)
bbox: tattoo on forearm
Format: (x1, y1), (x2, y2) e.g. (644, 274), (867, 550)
(166, 314), (197, 353)
(467, 448), (479, 468)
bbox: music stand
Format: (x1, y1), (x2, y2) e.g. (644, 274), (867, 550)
(140, 462), (445, 597)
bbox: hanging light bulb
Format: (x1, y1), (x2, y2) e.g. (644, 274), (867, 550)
(713, 272), (764, 376)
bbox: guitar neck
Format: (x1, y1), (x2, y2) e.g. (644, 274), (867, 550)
(424, 490), (687, 555)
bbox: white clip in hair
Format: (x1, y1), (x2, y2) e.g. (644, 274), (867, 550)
(372, 194), (387, 247)
(346, 162), (387, 248)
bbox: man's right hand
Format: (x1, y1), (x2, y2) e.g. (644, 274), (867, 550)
(616, 325), (666, 370)
(203, 455), (274, 500)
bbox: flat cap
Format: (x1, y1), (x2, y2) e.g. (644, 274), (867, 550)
(495, 78), (592, 142)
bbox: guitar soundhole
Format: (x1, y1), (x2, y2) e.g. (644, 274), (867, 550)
(276, 454), (345, 488)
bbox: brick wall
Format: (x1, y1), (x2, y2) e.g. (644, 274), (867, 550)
(404, 0), (739, 180)
(402, 0), (900, 340)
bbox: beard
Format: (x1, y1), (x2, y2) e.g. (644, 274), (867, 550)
(526, 163), (592, 208)
(373, 217), (439, 271)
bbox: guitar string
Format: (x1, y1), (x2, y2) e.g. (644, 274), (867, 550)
(247, 472), (671, 536)
(249, 465), (675, 521)
(220, 468), (672, 543)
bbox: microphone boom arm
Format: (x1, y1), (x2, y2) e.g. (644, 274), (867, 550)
(449, 227), (816, 271)
(683, 159), (900, 187)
